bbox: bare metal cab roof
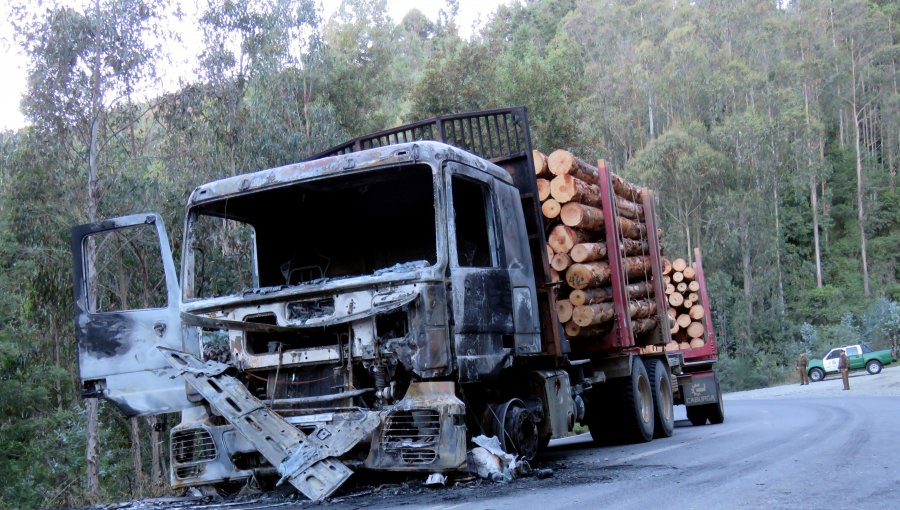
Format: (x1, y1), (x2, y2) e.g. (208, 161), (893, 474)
(188, 141), (514, 205)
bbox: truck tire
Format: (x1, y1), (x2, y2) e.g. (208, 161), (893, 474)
(686, 405), (707, 426)
(808, 367), (824, 382)
(644, 359), (674, 438)
(705, 374), (725, 424)
(866, 359), (882, 375)
(619, 357), (655, 442)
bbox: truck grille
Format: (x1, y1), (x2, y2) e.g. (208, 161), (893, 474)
(382, 409), (440, 464)
(172, 428), (217, 479)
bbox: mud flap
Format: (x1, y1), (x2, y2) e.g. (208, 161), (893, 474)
(158, 347), (380, 500)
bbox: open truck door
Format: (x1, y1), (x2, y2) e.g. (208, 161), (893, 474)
(71, 213), (192, 416)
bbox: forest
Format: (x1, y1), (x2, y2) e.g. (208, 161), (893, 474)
(0, 0), (897, 507)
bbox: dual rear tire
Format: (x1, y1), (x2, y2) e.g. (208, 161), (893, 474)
(589, 357), (674, 444)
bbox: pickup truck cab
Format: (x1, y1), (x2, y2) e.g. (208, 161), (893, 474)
(807, 344), (896, 382)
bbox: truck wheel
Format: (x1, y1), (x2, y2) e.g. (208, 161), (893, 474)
(705, 375), (725, 425)
(866, 359), (882, 375)
(644, 359), (674, 438)
(486, 399), (539, 460)
(686, 405), (707, 426)
(620, 357), (655, 442)
(808, 367), (824, 382)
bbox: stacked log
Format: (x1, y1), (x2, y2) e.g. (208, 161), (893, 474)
(536, 148), (661, 343)
(661, 256), (707, 351)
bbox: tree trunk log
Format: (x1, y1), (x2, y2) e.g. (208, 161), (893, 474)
(672, 258), (688, 272)
(615, 195), (644, 220)
(611, 172), (642, 201)
(623, 256), (652, 279)
(632, 318), (656, 335)
(550, 174), (603, 206)
(621, 238), (650, 255)
(565, 321), (610, 338)
(617, 216), (647, 240)
(688, 280), (700, 292)
(566, 262), (612, 290)
(537, 178), (551, 201)
(661, 257), (672, 275)
(542, 198), (562, 220)
(670, 322), (680, 335)
(569, 287), (613, 306)
(668, 292), (684, 307)
(689, 304), (705, 320)
(688, 292), (699, 303)
(548, 225), (590, 254)
(572, 302), (615, 326)
(547, 244), (555, 260)
(550, 268), (560, 284)
(683, 299), (694, 309)
(533, 149), (550, 177)
(682, 266), (696, 280)
(687, 322), (705, 339)
(629, 299), (658, 319)
(551, 252), (572, 272)
(626, 280), (654, 299)
(548, 149), (599, 183)
(561, 202), (605, 231)
(676, 314), (692, 328)
(689, 338), (705, 349)
(570, 242), (607, 263)
(676, 282), (688, 293)
(672, 271), (684, 283)
(665, 283), (675, 295)
(557, 299), (574, 323)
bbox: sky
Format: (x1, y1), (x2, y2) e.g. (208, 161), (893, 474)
(0, 0), (513, 131)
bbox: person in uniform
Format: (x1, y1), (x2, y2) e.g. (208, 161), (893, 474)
(796, 352), (809, 385)
(839, 349), (850, 390)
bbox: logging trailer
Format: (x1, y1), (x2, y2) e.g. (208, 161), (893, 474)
(70, 107), (722, 500)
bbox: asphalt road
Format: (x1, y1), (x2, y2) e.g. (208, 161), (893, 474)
(91, 366), (900, 510)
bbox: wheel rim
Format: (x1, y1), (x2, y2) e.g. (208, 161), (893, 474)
(503, 404), (538, 460)
(637, 374), (652, 425)
(867, 362), (880, 374)
(659, 376), (673, 423)
(810, 369), (823, 381)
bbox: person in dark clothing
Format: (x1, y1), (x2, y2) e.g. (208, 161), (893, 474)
(839, 350), (850, 390)
(797, 352), (809, 385)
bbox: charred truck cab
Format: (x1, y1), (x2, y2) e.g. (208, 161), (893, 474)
(72, 108), (697, 500)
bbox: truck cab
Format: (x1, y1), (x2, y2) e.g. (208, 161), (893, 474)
(71, 140), (563, 496)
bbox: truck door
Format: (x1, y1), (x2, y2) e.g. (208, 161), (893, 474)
(845, 345), (864, 369)
(446, 165), (516, 382)
(823, 349), (841, 373)
(71, 213), (192, 416)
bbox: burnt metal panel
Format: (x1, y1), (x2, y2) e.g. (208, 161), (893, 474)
(452, 270), (514, 334)
(309, 108), (563, 356)
(71, 213), (191, 416)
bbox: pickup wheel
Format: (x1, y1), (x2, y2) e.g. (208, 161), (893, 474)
(644, 359), (674, 438)
(808, 367), (825, 382)
(866, 359), (883, 375)
(686, 405), (708, 426)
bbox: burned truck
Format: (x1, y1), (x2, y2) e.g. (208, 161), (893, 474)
(71, 108), (716, 500)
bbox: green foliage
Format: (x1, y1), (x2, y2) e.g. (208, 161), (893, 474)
(0, 0), (898, 507)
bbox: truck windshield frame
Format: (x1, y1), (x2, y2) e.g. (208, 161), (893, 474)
(182, 163), (441, 301)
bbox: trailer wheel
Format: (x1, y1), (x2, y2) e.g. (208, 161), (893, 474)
(686, 405), (708, 426)
(644, 359), (674, 438)
(619, 357), (655, 442)
(705, 374), (725, 424)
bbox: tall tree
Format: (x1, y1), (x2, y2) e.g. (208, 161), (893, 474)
(16, 0), (168, 497)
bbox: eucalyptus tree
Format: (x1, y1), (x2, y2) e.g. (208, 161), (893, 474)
(14, 0), (169, 498)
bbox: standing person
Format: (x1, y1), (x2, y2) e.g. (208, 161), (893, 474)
(839, 349), (850, 390)
(797, 352), (809, 385)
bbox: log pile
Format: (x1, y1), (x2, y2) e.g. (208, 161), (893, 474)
(660, 256), (707, 351)
(536, 149), (660, 343)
